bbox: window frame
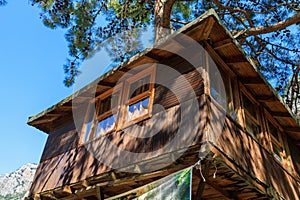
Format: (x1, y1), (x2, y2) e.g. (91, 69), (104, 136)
(80, 66), (156, 144)
(263, 110), (291, 168)
(121, 66), (156, 128)
(240, 87), (262, 140)
(208, 63), (239, 122)
(95, 83), (123, 137)
(80, 99), (98, 144)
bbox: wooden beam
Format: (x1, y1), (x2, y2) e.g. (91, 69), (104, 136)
(119, 67), (136, 74)
(206, 180), (235, 199)
(110, 172), (117, 180)
(29, 117), (56, 125)
(213, 38), (233, 50)
(40, 192), (56, 200)
(284, 126), (300, 132)
(224, 56), (246, 64)
(256, 95), (277, 102)
(33, 194), (41, 200)
(98, 81), (115, 88)
(203, 41), (236, 77)
(202, 16), (215, 39)
(82, 180), (90, 188)
(62, 185), (73, 194)
(61, 105), (73, 108)
(45, 113), (61, 117)
(95, 187), (104, 200)
(146, 52), (164, 62)
(271, 112), (291, 118)
(241, 77), (264, 85)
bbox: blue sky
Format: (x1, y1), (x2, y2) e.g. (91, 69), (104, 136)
(0, 1), (73, 174)
(0, 1), (155, 175)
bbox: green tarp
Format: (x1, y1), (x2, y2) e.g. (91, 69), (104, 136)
(106, 167), (192, 200)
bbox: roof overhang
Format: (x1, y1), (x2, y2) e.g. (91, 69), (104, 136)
(27, 9), (300, 145)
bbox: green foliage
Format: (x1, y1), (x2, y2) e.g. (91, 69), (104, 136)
(31, 0), (155, 86)
(0, 0), (7, 6)
(0, 191), (27, 200)
(31, 0), (300, 102)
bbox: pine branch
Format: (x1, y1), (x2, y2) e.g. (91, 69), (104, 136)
(235, 12), (300, 38)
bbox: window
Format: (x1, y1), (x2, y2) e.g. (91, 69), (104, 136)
(80, 66), (156, 143)
(123, 67), (155, 126)
(266, 119), (285, 163)
(95, 86), (122, 137)
(82, 103), (97, 143)
(209, 67), (238, 120)
(242, 93), (261, 138)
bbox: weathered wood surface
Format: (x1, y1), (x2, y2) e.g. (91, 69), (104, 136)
(215, 102), (300, 199)
(39, 66), (204, 162)
(29, 95), (208, 195)
(30, 97), (300, 200)
(287, 137), (300, 179)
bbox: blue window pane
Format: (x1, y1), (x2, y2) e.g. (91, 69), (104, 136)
(83, 121), (93, 143)
(96, 114), (116, 136)
(127, 97), (149, 121)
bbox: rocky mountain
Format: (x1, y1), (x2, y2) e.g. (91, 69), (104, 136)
(0, 163), (37, 200)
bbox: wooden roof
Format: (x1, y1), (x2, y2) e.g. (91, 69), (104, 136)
(27, 9), (300, 145)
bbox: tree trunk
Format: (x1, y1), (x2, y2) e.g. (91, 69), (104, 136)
(154, 0), (176, 43)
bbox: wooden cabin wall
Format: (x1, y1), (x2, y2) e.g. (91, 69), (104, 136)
(215, 102), (300, 199)
(40, 119), (79, 162)
(29, 63), (206, 195)
(287, 135), (300, 178)
(154, 66), (204, 110)
(29, 98), (208, 195)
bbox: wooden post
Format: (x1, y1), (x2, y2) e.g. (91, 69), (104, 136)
(96, 187), (104, 200)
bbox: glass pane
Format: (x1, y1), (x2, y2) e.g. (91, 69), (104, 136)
(245, 116), (260, 137)
(273, 142), (283, 163)
(242, 93), (257, 119)
(96, 114), (116, 136)
(230, 78), (239, 121)
(127, 97), (150, 121)
(83, 121), (93, 143)
(210, 68), (229, 110)
(99, 91), (120, 115)
(268, 120), (279, 141)
(129, 75), (150, 98)
(210, 87), (226, 106)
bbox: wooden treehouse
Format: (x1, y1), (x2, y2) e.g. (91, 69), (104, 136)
(27, 10), (300, 200)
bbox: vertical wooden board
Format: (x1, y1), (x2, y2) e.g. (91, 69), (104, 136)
(29, 154), (64, 194)
(41, 122), (78, 161)
(154, 67), (204, 109)
(216, 117), (300, 200)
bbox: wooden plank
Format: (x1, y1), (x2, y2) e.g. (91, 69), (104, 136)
(29, 117), (57, 125)
(213, 38), (233, 50)
(202, 16), (215, 39)
(98, 81), (115, 88)
(82, 180), (90, 188)
(206, 180), (235, 199)
(283, 126), (300, 132)
(224, 56), (246, 64)
(203, 41), (236, 77)
(95, 187), (104, 200)
(271, 112), (291, 118)
(256, 95), (277, 102)
(33, 194), (41, 200)
(62, 185), (73, 194)
(241, 77), (264, 85)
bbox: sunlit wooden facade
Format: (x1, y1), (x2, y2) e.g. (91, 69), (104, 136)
(27, 10), (300, 200)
